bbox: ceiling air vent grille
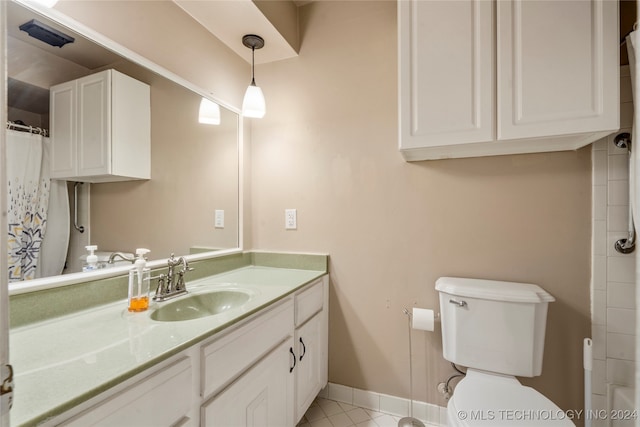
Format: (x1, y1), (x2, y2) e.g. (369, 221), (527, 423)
(18, 19), (74, 48)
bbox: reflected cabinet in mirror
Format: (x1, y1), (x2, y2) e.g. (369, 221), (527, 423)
(6, 0), (240, 282)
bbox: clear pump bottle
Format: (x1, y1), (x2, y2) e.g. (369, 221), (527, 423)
(128, 248), (150, 312)
(83, 245), (99, 272)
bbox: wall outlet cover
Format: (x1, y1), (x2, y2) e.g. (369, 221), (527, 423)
(285, 209), (297, 230)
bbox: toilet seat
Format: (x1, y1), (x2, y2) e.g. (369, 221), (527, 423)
(447, 370), (575, 426)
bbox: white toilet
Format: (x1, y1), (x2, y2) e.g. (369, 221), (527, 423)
(436, 277), (575, 426)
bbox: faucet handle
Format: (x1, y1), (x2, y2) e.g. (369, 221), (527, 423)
(167, 253), (179, 266)
(175, 262), (193, 291)
(153, 273), (166, 299)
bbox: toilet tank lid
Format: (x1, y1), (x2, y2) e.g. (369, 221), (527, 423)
(435, 277), (555, 304)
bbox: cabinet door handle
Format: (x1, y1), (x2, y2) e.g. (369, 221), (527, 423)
(299, 337), (306, 361)
(289, 347), (296, 373)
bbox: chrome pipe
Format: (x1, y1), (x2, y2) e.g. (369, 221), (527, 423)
(73, 182), (85, 233)
(613, 134), (635, 254)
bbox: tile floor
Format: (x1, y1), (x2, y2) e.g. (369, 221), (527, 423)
(298, 397), (438, 427)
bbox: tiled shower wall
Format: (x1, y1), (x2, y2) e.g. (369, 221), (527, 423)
(591, 65), (636, 423)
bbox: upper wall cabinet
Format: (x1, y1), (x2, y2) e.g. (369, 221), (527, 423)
(50, 69), (151, 182)
(398, 0), (619, 161)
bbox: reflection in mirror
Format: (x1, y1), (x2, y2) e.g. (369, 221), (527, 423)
(6, 1), (240, 282)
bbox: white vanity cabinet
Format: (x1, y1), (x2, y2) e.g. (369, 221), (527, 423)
(294, 280), (329, 421)
(398, 0), (619, 161)
(203, 278), (329, 426)
(200, 299), (296, 427)
(50, 69), (151, 182)
(50, 276), (329, 427)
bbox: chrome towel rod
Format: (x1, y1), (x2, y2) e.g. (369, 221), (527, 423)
(613, 133), (635, 254)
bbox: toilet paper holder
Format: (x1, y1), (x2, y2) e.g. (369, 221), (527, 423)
(403, 307), (440, 332)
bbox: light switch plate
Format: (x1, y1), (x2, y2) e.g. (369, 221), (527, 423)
(215, 210), (224, 228)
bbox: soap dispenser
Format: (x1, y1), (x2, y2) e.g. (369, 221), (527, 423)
(83, 245), (99, 272)
(128, 248), (151, 312)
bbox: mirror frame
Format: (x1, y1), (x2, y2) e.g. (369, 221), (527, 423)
(6, 0), (244, 295)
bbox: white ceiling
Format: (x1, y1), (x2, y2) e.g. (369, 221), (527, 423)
(7, 1), (121, 75)
(172, 0), (299, 65)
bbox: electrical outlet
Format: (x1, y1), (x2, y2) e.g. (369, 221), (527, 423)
(214, 210), (224, 228)
(285, 209), (297, 230)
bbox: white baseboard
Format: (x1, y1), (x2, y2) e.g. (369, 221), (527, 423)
(319, 382), (448, 426)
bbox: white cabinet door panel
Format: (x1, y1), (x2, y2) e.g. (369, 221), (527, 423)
(77, 71), (110, 177)
(50, 81), (76, 178)
(295, 312), (324, 422)
(202, 339), (294, 427)
(399, 0), (494, 149)
(497, 0), (619, 140)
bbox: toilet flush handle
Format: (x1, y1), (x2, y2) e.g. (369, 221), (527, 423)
(449, 299), (467, 308)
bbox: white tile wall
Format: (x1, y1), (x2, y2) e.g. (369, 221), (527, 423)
(590, 65), (636, 410)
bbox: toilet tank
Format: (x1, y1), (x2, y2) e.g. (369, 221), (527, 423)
(436, 277), (555, 377)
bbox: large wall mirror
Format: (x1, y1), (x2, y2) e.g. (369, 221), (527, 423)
(6, 0), (240, 287)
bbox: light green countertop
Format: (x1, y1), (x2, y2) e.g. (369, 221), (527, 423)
(10, 265), (326, 426)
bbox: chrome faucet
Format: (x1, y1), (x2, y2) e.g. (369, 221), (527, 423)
(107, 252), (135, 265)
(153, 254), (193, 302)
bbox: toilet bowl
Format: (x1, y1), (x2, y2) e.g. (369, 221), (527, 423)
(436, 277), (575, 426)
(446, 370), (574, 426)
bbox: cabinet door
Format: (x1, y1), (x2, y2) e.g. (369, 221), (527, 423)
(202, 339), (294, 427)
(50, 80), (76, 179)
(76, 70), (111, 177)
(399, 0), (494, 152)
(497, 0), (619, 140)
(295, 311), (325, 422)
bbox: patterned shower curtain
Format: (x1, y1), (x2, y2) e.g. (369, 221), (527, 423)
(6, 129), (50, 282)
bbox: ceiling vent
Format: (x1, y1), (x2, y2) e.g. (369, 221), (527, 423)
(18, 19), (74, 48)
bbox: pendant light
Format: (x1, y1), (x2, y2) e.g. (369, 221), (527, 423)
(241, 34), (266, 118)
(198, 97), (221, 125)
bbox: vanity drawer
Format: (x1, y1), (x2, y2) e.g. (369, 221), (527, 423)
(201, 299), (294, 398)
(295, 280), (324, 327)
(62, 357), (192, 426)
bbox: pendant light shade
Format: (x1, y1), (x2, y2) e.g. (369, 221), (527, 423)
(241, 34), (266, 118)
(242, 84), (266, 119)
(199, 97), (221, 125)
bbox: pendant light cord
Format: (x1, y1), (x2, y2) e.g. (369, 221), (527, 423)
(251, 47), (256, 86)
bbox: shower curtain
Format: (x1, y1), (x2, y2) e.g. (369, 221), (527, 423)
(6, 129), (58, 281)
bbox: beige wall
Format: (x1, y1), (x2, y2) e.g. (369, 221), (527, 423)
(52, 1), (247, 259)
(57, 0), (593, 413)
(249, 1), (591, 412)
(54, 1), (248, 109)
(90, 66), (239, 256)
